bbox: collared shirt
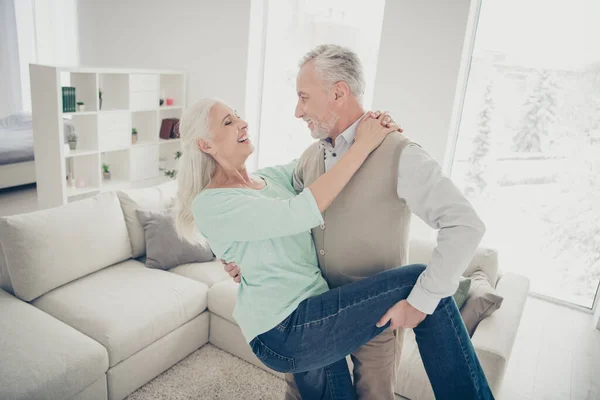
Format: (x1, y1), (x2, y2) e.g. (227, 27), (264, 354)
(315, 118), (486, 314)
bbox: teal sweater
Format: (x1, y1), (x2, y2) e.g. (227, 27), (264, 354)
(192, 161), (329, 342)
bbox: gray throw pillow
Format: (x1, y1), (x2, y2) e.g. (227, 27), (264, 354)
(460, 270), (504, 337)
(452, 277), (471, 309)
(136, 208), (214, 270)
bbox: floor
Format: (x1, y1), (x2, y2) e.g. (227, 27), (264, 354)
(1, 184), (599, 400)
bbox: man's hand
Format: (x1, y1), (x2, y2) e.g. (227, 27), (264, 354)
(221, 259), (241, 283)
(376, 300), (426, 329)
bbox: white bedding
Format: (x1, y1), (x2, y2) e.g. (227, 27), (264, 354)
(0, 113), (34, 166)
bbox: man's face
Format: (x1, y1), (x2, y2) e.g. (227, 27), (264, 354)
(295, 61), (339, 139)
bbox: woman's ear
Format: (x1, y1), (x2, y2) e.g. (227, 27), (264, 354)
(197, 138), (215, 155)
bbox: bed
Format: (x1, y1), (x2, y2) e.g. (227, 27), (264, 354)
(0, 113), (36, 189)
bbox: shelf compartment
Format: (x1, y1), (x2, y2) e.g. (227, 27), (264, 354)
(98, 73), (129, 111)
(64, 113), (98, 155)
(159, 74), (184, 108)
(98, 111), (131, 151)
(130, 73), (159, 111)
(131, 110), (159, 145)
(131, 145), (159, 182)
(158, 142), (182, 180)
(60, 71), (98, 112)
(65, 153), (100, 196)
(100, 149), (130, 187)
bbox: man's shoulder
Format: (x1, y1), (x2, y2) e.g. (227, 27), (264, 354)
(375, 132), (420, 155)
(297, 141), (322, 164)
(384, 131), (416, 147)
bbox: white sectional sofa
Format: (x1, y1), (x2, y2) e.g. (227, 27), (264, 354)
(0, 182), (529, 400)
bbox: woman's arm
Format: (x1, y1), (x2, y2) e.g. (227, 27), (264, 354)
(308, 113), (397, 212)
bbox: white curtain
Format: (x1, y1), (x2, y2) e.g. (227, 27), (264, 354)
(0, 0), (79, 117)
(254, 0), (386, 169)
(0, 0), (23, 118)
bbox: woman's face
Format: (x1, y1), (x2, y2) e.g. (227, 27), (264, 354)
(200, 102), (253, 164)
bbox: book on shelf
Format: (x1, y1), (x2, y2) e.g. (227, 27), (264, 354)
(62, 86), (77, 112)
(159, 118), (180, 140)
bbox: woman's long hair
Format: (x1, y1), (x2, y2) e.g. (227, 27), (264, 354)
(175, 98), (220, 242)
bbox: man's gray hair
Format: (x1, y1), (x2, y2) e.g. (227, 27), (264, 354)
(299, 44), (366, 100)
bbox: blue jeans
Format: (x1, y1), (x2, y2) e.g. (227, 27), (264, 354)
(249, 264), (494, 400)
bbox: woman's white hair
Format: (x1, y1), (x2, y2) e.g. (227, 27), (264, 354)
(299, 44), (366, 101)
(175, 97), (219, 243)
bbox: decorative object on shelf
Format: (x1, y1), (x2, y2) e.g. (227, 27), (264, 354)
(159, 99), (164, 106)
(166, 98), (174, 106)
(159, 151), (182, 179)
(160, 118), (180, 139)
(102, 163), (111, 180)
(98, 89), (103, 110)
(171, 121), (180, 138)
(62, 86), (76, 112)
(67, 131), (78, 150)
(67, 158), (75, 187)
(132, 128), (138, 144)
(77, 102), (85, 112)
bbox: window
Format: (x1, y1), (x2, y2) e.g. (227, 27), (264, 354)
(452, 0), (600, 308)
(254, 0), (386, 168)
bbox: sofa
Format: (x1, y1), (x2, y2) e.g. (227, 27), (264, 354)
(0, 181), (530, 400)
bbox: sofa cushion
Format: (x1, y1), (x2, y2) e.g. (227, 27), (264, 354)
(208, 280), (238, 324)
(409, 238), (499, 285)
(460, 270), (504, 336)
(33, 259), (208, 367)
(136, 207), (214, 270)
(170, 260), (231, 287)
(0, 242), (13, 295)
(0, 192), (132, 302)
(0, 289), (108, 400)
(117, 180), (178, 258)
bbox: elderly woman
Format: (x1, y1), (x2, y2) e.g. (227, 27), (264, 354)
(175, 98), (493, 400)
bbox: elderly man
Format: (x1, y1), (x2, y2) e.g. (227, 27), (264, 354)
(224, 44), (486, 400)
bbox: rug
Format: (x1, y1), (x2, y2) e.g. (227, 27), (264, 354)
(125, 344), (286, 400)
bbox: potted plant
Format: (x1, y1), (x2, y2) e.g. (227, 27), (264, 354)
(77, 101), (85, 112)
(160, 151), (183, 179)
(102, 163), (111, 180)
(132, 128), (138, 144)
(67, 132), (78, 150)
(98, 89), (103, 110)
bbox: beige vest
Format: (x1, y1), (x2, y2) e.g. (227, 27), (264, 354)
(296, 132), (416, 288)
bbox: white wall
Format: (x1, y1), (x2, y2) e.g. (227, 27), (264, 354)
(78, 0), (251, 112)
(372, 0), (479, 239)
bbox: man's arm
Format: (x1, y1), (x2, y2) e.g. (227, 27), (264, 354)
(398, 144), (486, 315)
(292, 165), (304, 194)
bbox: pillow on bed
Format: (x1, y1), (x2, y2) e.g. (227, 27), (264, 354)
(0, 112), (32, 127)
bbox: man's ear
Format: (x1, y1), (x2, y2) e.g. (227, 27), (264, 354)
(197, 138), (215, 155)
(333, 81), (350, 102)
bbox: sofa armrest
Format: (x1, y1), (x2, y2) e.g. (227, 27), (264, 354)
(470, 272), (530, 392)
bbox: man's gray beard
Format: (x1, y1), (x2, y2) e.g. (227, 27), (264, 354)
(310, 113), (339, 140)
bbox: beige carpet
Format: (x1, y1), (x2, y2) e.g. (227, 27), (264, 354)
(125, 344), (286, 400)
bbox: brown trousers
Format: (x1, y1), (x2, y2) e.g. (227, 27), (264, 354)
(283, 327), (404, 400)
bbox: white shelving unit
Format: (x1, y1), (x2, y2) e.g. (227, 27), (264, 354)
(29, 65), (186, 209)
